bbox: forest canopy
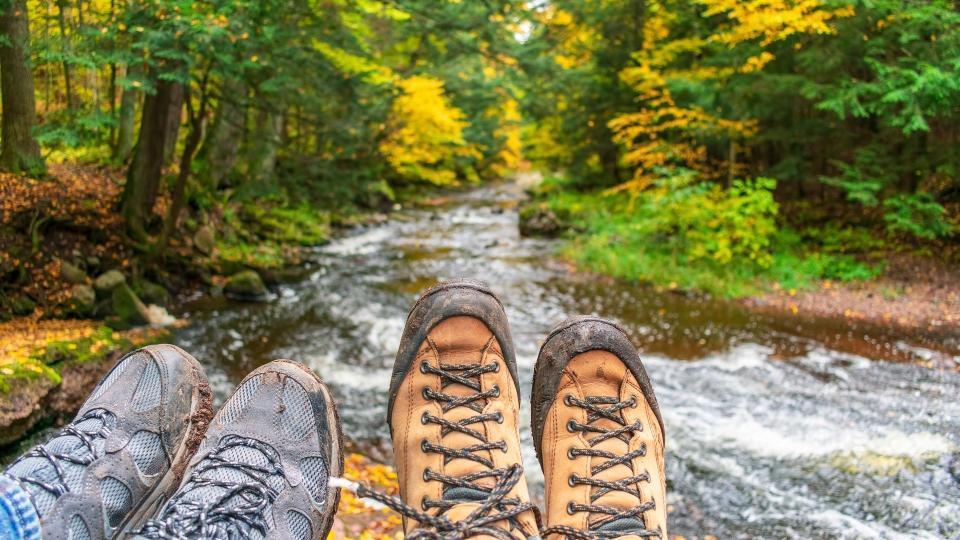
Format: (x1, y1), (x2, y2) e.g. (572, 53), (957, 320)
(0, 0), (958, 305)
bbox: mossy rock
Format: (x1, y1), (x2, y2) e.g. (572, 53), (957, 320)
(133, 279), (170, 307)
(94, 270), (127, 294)
(194, 225), (216, 255)
(68, 284), (96, 316)
(223, 270), (269, 301)
(518, 202), (571, 238)
(11, 295), (37, 316)
(106, 283), (149, 329)
(60, 260), (88, 284)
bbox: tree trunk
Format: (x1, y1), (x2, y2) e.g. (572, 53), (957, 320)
(114, 63), (140, 162)
(251, 109), (283, 182)
(0, 0), (43, 173)
(198, 80), (245, 188)
(162, 82), (184, 164)
(122, 77), (176, 241)
(158, 81), (208, 257)
(55, 0), (76, 109)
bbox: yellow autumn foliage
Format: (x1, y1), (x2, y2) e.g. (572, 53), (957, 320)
(380, 76), (478, 185)
(611, 0), (854, 194)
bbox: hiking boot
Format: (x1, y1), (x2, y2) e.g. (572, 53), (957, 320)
(3, 344), (214, 540)
(531, 317), (666, 540)
(134, 359), (343, 540)
(385, 279), (540, 539)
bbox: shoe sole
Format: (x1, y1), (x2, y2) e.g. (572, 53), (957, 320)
(114, 344), (213, 538)
(387, 278), (521, 432)
(530, 317), (664, 464)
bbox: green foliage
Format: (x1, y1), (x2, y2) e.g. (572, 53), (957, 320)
(882, 193), (953, 240)
(536, 172), (883, 297)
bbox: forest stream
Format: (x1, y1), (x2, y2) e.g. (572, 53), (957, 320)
(99, 183), (960, 538)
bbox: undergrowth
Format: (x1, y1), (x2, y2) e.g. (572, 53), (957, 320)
(533, 175), (884, 298)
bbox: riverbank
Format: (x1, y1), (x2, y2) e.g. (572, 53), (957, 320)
(517, 176), (959, 355)
(0, 317), (169, 444)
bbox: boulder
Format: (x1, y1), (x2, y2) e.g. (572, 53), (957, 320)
(133, 279), (170, 306)
(194, 226), (216, 255)
(94, 270), (126, 294)
(518, 203), (571, 238)
(224, 270), (269, 301)
(107, 283), (149, 328)
(69, 284), (96, 316)
(11, 296), (36, 316)
(60, 261), (88, 284)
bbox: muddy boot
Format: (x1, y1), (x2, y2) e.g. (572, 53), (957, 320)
(531, 317), (666, 540)
(2, 345), (214, 540)
(134, 360), (343, 539)
(380, 279), (540, 539)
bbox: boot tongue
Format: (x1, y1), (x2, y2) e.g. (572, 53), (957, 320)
(595, 517), (648, 537)
(443, 486), (489, 502)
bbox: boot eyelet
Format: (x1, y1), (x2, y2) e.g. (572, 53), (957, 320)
(422, 387), (431, 399)
(421, 496), (429, 510)
(567, 475), (576, 487)
(421, 411), (430, 424)
(420, 361), (430, 374)
(567, 448), (576, 459)
(420, 439), (429, 452)
(491, 362), (500, 373)
(566, 502), (576, 515)
(491, 385), (500, 397)
(630, 395), (638, 408)
(422, 468), (431, 481)
(563, 395), (575, 406)
(495, 412), (504, 424)
(566, 420), (577, 432)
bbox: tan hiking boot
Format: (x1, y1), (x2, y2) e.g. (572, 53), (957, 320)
(385, 279), (541, 539)
(531, 317), (666, 540)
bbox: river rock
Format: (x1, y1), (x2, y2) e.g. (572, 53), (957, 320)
(224, 270), (269, 301)
(69, 284), (96, 316)
(108, 283), (149, 328)
(133, 279), (170, 306)
(94, 270), (126, 294)
(518, 203), (570, 238)
(60, 261), (88, 284)
(11, 295), (36, 316)
(194, 226), (216, 255)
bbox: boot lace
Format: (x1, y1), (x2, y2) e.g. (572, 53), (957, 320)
(367, 360), (538, 540)
(6, 409), (114, 499)
(541, 395), (660, 540)
(136, 435), (283, 539)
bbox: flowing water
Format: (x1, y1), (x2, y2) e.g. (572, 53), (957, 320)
(170, 183), (956, 538)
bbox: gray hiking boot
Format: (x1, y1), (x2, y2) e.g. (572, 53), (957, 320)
(3, 344), (214, 540)
(134, 360), (344, 540)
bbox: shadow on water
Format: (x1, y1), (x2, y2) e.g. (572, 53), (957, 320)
(169, 182), (959, 538)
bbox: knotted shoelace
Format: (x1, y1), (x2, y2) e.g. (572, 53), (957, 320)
(362, 360), (539, 540)
(7, 409), (114, 499)
(541, 395), (659, 540)
(354, 463), (537, 540)
(136, 435), (282, 539)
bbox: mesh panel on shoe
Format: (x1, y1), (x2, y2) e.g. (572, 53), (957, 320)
(299, 457), (328, 506)
(99, 476), (133, 529)
(218, 375), (262, 425)
(132, 360), (162, 412)
(128, 430), (168, 476)
(286, 510), (312, 540)
(68, 515), (91, 540)
(89, 354), (136, 401)
(280, 379), (314, 441)
(4, 413), (112, 517)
